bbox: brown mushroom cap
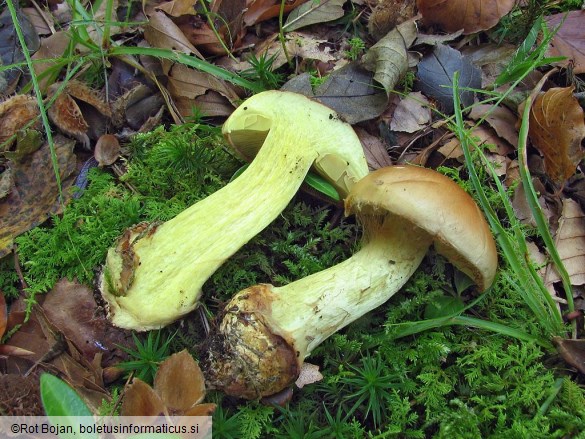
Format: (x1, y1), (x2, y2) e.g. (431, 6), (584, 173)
(345, 165), (497, 291)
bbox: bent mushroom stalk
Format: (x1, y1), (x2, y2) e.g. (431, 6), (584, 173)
(99, 91), (368, 330)
(203, 165), (498, 399)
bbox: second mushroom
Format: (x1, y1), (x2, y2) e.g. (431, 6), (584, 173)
(203, 165), (498, 399)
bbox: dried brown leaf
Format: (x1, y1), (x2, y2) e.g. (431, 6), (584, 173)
(361, 20), (417, 96)
(354, 127), (393, 170)
(243, 0), (308, 26)
(468, 104), (518, 147)
(42, 279), (132, 366)
(0, 169), (12, 200)
(417, 0), (515, 34)
(553, 336), (585, 374)
(121, 379), (166, 416)
(94, 134), (121, 167)
(390, 91), (431, 133)
(31, 32), (71, 91)
(529, 87), (585, 183)
(156, 0), (197, 17)
(545, 199), (585, 287)
(154, 350), (206, 412)
(546, 11), (585, 74)
(0, 136), (76, 258)
(283, 0), (346, 32)
(144, 10), (203, 59)
(167, 64), (239, 117)
(0, 95), (40, 148)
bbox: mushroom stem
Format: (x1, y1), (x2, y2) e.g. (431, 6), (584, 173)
(204, 215), (433, 399)
(101, 123), (337, 330)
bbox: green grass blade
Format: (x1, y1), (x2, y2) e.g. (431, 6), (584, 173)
(109, 46), (264, 93)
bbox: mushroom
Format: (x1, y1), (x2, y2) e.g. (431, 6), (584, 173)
(99, 91), (369, 330)
(203, 165), (497, 399)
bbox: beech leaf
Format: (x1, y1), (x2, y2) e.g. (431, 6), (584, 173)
(154, 350), (206, 412)
(390, 91), (432, 133)
(416, 44), (481, 113)
(417, 0), (515, 34)
(528, 87), (585, 183)
(121, 379), (166, 416)
(546, 11), (585, 74)
(361, 20), (417, 97)
(284, 0), (346, 32)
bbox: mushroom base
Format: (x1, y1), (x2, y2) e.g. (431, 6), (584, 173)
(202, 285), (300, 399)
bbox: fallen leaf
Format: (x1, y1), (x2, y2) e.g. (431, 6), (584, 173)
(361, 20), (417, 97)
(545, 199), (585, 288)
(354, 127), (393, 170)
(314, 63), (388, 123)
(546, 11), (585, 74)
(22, 7), (53, 36)
(390, 92), (432, 133)
(154, 351), (206, 412)
(416, 44), (481, 113)
(0, 8), (40, 94)
(31, 32), (71, 91)
(42, 279), (132, 366)
(121, 379), (166, 416)
(0, 95), (40, 149)
(368, 0), (417, 40)
(553, 336), (585, 374)
(144, 10), (203, 60)
(156, 0), (197, 17)
(94, 134), (121, 167)
(0, 136), (77, 258)
(468, 103), (518, 147)
(167, 64), (240, 117)
(417, 0), (515, 34)
(295, 362), (323, 389)
(415, 30), (464, 46)
(528, 87), (585, 183)
(243, 0), (308, 26)
(283, 0), (346, 32)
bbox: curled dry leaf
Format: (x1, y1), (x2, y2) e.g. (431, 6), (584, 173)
(0, 95), (40, 149)
(553, 336), (585, 375)
(144, 10), (203, 62)
(417, 0), (515, 34)
(94, 134), (121, 167)
(361, 20), (417, 97)
(528, 87), (585, 184)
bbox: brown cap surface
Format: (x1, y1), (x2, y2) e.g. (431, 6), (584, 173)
(345, 165), (497, 291)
